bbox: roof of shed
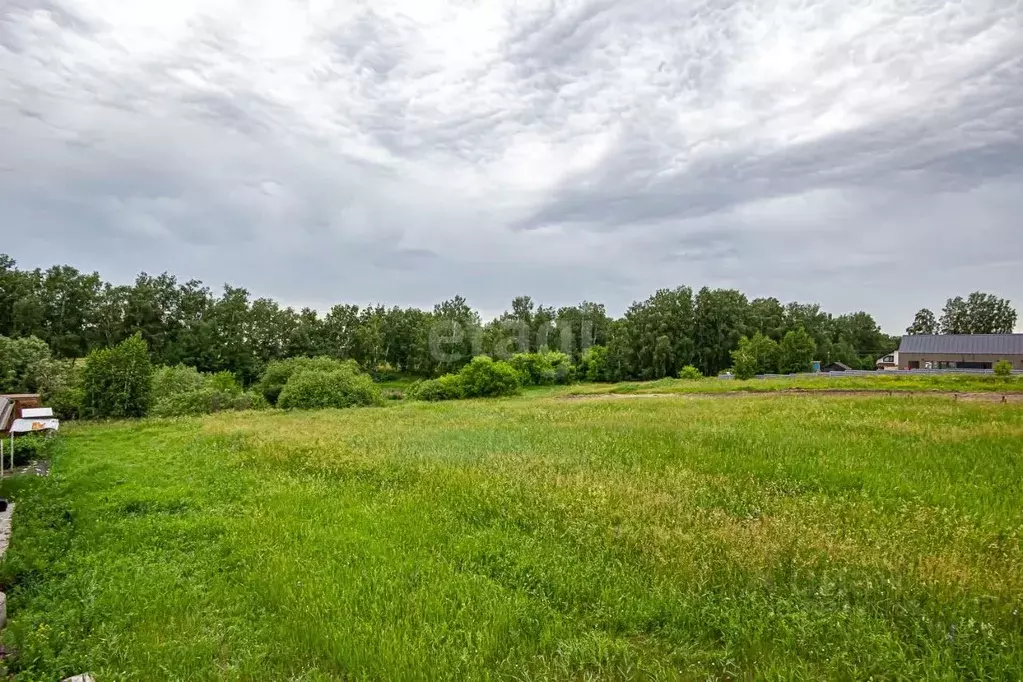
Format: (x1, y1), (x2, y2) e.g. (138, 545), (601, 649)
(899, 334), (1023, 355)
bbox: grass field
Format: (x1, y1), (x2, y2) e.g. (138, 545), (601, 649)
(567, 372), (1023, 397)
(2, 391), (1023, 680)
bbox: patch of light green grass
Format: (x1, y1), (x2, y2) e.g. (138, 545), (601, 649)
(2, 395), (1022, 680)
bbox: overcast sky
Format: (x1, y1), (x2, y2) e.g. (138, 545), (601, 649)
(1, 0), (1021, 332)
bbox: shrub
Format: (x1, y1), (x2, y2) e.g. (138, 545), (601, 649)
(778, 328), (817, 375)
(458, 356), (521, 398)
(548, 351), (576, 384)
(257, 357), (360, 405)
(381, 389), (405, 401)
(38, 359), (83, 420)
(510, 352), (555, 386)
(152, 389), (269, 417)
(371, 363), (399, 382)
(579, 345), (610, 382)
(510, 351), (576, 386)
(81, 334), (153, 419)
(8, 434), (55, 466)
(151, 365), (207, 402)
(409, 374), (466, 402)
(732, 351), (758, 381)
(731, 333), (780, 378)
(207, 371), (242, 394)
(678, 365), (703, 380)
(277, 368), (382, 410)
(994, 360), (1013, 377)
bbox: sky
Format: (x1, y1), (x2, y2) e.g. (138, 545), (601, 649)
(1, 0), (1021, 332)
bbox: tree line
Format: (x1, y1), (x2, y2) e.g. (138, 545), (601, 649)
(0, 253), (1015, 386)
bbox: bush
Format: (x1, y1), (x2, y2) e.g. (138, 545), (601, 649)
(38, 359), (83, 420)
(81, 333), (153, 419)
(510, 351), (576, 386)
(151, 365), (207, 402)
(207, 371), (242, 394)
(732, 351), (758, 381)
(579, 345), (610, 382)
(458, 356), (521, 398)
(778, 328), (817, 375)
(510, 352), (555, 386)
(152, 389), (269, 417)
(409, 375), (466, 402)
(370, 363), (399, 382)
(994, 360), (1014, 377)
(277, 367), (381, 410)
(257, 357), (360, 405)
(678, 365), (703, 380)
(8, 434), (55, 465)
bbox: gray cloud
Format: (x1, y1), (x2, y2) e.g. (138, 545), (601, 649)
(1, 0), (1021, 331)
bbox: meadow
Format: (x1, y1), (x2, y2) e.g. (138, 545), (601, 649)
(566, 372), (1023, 397)
(2, 390), (1022, 680)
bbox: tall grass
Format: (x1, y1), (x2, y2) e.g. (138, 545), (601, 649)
(2, 394), (1022, 680)
(569, 372), (1023, 396)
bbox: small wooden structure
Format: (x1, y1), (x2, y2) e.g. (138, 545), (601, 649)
(0, 395), (58, 478)
(0, 394), (42, 434)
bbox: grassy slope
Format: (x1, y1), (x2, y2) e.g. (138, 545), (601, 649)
(567, 373), (1023, 396)
(2, 395), (1022, 680)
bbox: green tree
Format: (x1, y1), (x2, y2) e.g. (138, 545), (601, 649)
(0, 335), (53, 393)
(81, 333), (153, 418)
(906, 309), (938, 336)
(731, 332), (780, 378)
(778, 328), (817, 375)
(940, 293), (1016, 334)
(694, 288), (748, 377)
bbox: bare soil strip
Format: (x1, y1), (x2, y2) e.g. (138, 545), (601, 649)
(562, 390), (1023, 403)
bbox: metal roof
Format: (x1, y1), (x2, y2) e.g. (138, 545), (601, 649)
(899, 334), (1023, 355)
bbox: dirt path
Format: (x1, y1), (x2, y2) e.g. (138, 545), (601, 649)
(562, 390), (1023, 403)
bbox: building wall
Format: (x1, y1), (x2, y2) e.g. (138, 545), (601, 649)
(897, 353), (1023, 370)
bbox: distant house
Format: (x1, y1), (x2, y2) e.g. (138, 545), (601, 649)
(896, 334), (1023, 370)
(876, 351), (899, 371)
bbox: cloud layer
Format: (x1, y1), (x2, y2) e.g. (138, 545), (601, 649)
(2, 0), (1021, 328)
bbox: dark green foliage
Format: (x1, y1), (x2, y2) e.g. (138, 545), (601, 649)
(151, 364), (207, 402)
(509, 350), (576, 386)
(370, 363), (399, 382)
(151, 365), (264, 416)
(456, 356), (521, 398)
(257, 357), (361, 405)
(994, 360), (1013, 377)
(578, 345), (611, 382)
(81, 333), (153, 418)
(8, 433), (55, 465)
(678, 365), (703, 380)
(411, 356), (521, 401)
(732, 350), (758, 380)
(408, 375), (466, 402)
(778, 328), (818, 375)
(39, 360), (83, 420)
(906, 308), (938, 335)
(0, 254), (1015, 395)
(151, 388), (268, 417)
(731, 332), (780, 379)
(277, 367), (382, 410)
(0, 335), (52, 394)
(940, 292), (1017, 334)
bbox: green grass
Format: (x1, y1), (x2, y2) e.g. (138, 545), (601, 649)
(568, 372), (1023, 396)
(2, 394), (1023, 680)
